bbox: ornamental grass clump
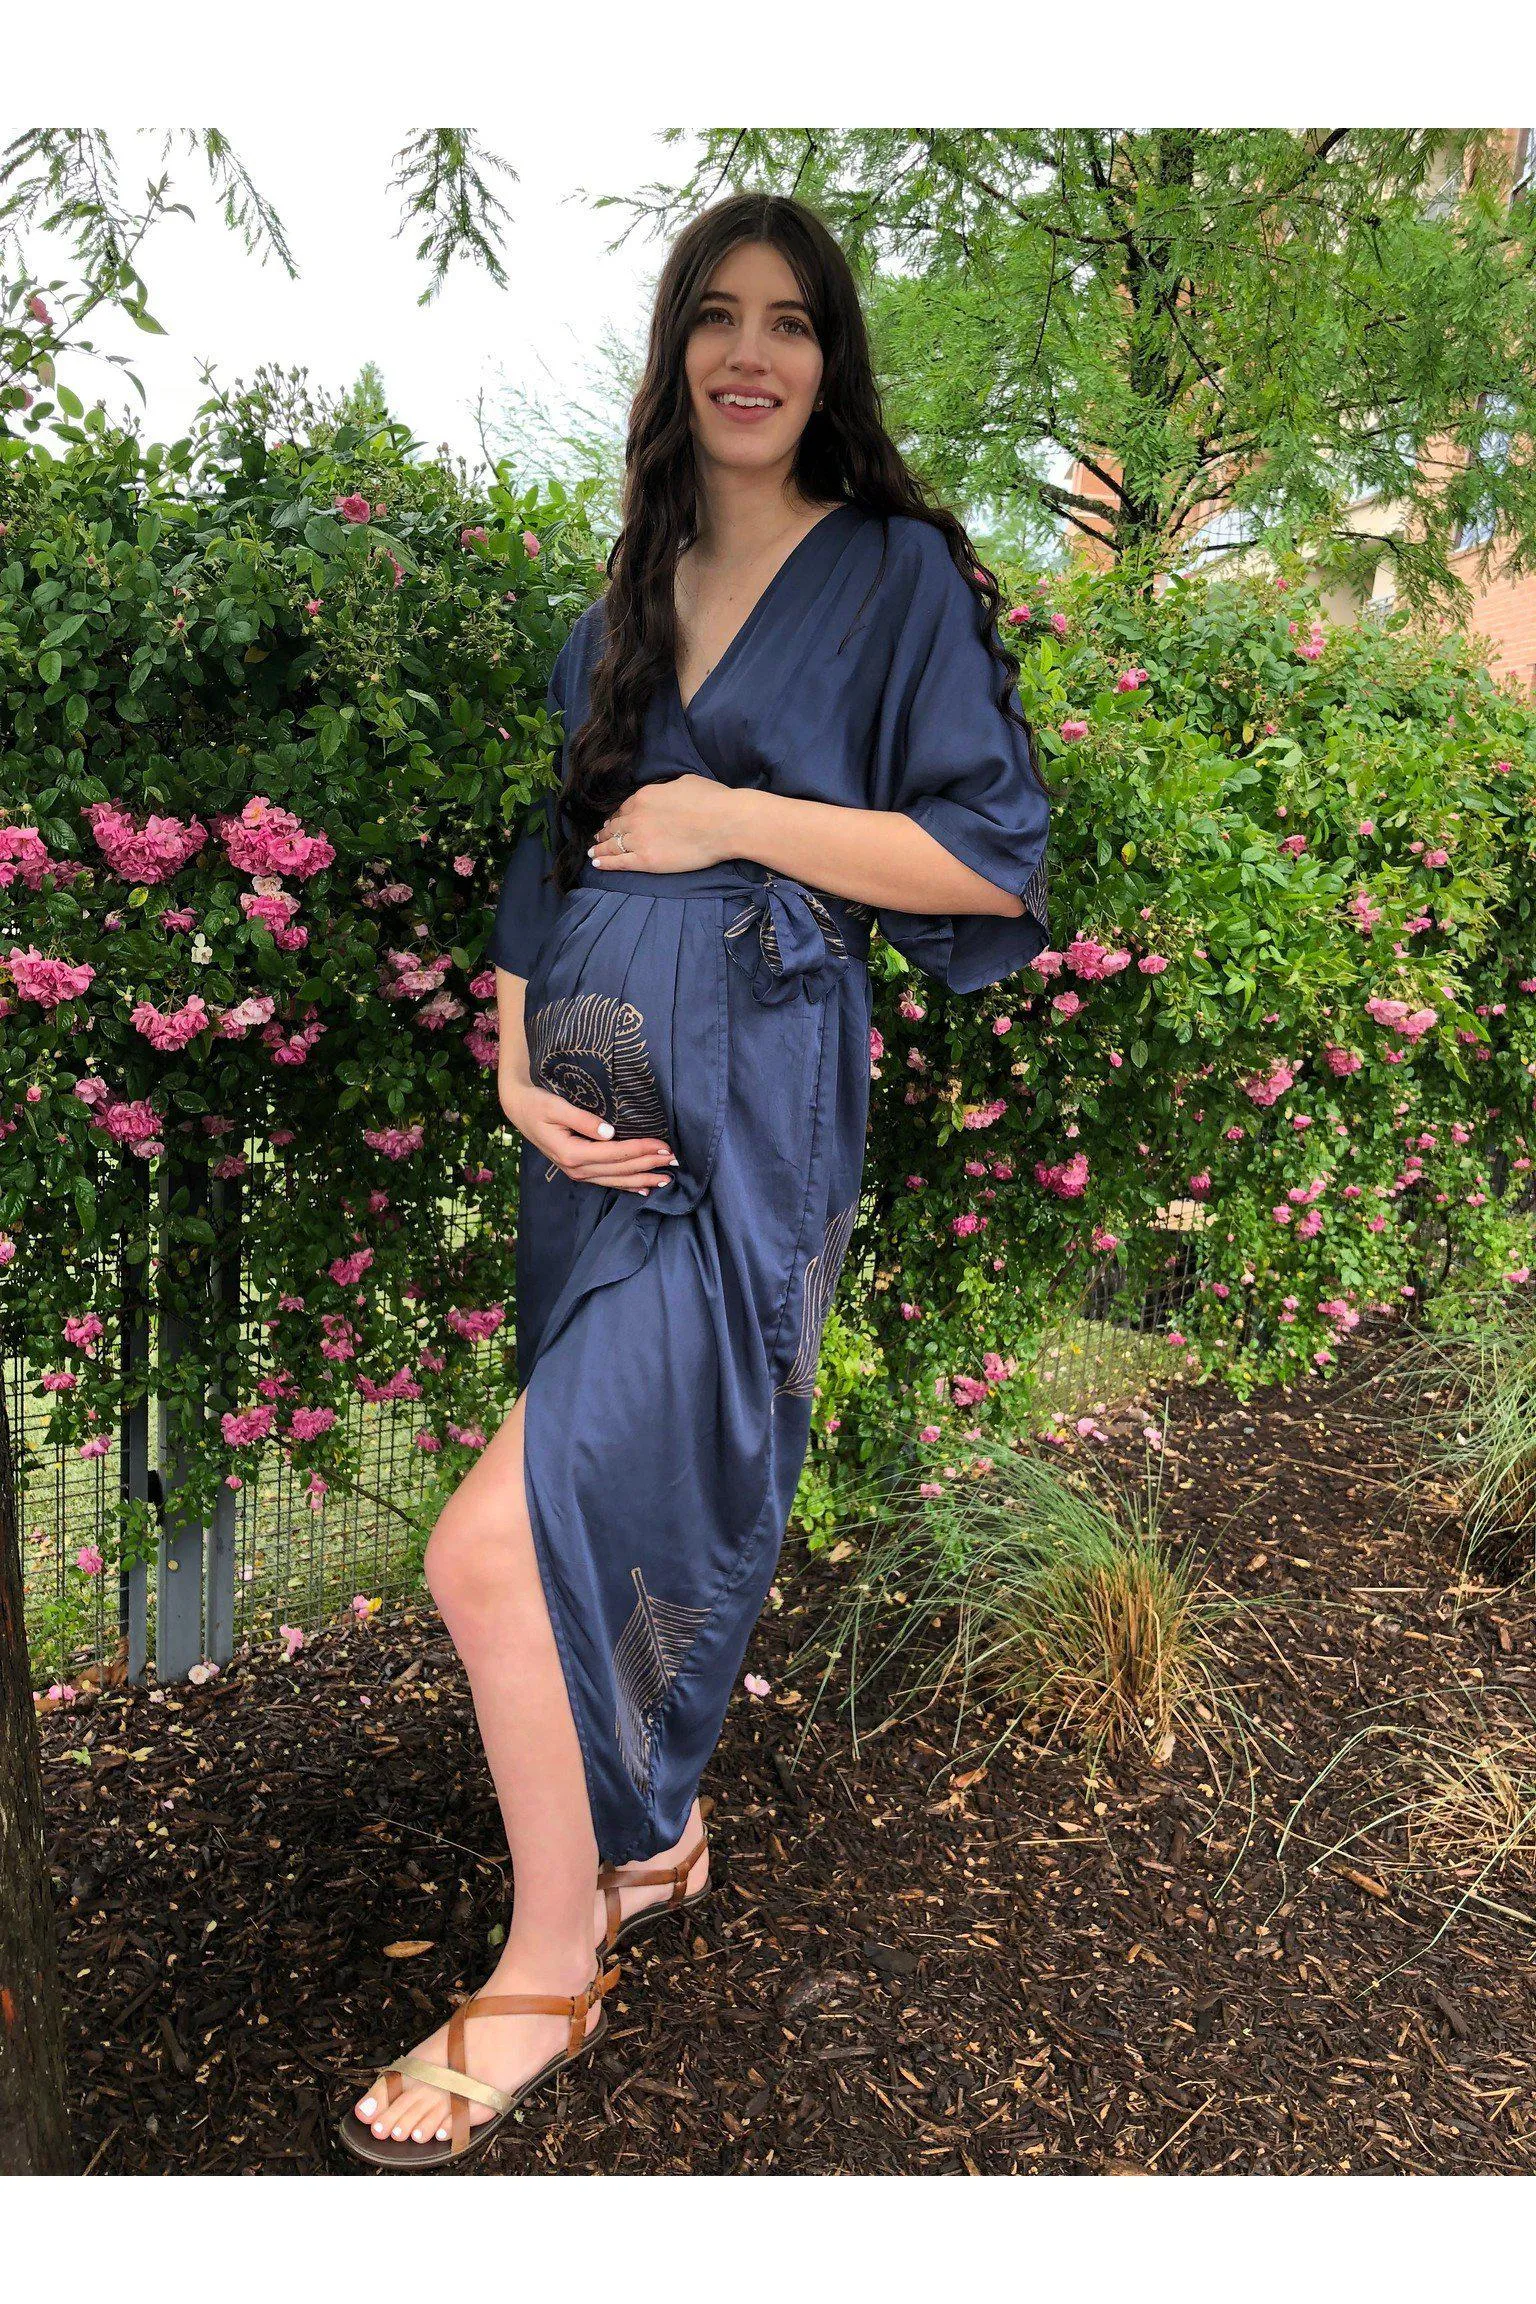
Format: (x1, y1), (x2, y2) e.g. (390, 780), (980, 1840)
(1278, 1698), (1536, 1949)
(979, 1457), (1211, 1765)
(1398, 1292), (1536, 1577)
(1404, 1724), (1536, 1889)
(804, 1451), (1225, 1774)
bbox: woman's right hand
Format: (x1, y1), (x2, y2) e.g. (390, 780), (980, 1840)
(500, 1077), (678, 1195)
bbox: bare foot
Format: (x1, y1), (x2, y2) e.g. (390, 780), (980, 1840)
(353, 1949), (602, 2147)
(594, 1798), (710, 1948)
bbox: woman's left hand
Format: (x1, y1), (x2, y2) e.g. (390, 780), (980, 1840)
(589, 774), (746, 874)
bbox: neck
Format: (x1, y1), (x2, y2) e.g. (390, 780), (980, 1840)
(692, 454), (814, 560)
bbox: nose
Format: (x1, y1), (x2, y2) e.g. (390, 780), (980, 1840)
(726, 329), (773, 374)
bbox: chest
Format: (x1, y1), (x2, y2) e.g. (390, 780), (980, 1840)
(673, 565), (770, 706)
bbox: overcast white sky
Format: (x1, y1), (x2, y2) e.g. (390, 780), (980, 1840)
(6, 3), (1529, 479)
(5, 121), (684, 468)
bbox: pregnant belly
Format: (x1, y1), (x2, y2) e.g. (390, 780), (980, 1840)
(524, 986), (671, 1144)
(520, 887), (725, 1183)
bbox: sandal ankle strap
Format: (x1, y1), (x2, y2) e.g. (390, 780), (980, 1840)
(597, 1836), (708, 1946)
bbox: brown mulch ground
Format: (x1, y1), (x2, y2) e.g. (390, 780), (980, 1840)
(36, 1332), (1536, 2174)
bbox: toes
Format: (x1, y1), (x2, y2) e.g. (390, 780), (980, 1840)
(379, 2083), (430, 2140)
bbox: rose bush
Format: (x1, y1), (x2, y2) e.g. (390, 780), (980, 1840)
(1, 385), (597, 1539)
(836, 563), (1536, 1500)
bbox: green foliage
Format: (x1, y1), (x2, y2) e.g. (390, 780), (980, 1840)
(816, 559), (1536, 1499)
(1, 126), (518, 420)
(625, 130), (1536, 605)
(0, 381), (604, 1541)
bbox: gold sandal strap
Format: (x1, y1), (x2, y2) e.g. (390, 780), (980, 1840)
(385, 2052), (513, 2116)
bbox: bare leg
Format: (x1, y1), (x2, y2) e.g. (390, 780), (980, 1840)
(353, 1385), (603, 2147)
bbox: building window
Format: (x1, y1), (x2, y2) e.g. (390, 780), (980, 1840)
(1425, 166), (1463, 220)
(1514, 129), (1536, 201)
(1181, 505), (1259, 569)
(1454, 392), (1515, 553)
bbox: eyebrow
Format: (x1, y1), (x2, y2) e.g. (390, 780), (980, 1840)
(699, 289), (812, 315)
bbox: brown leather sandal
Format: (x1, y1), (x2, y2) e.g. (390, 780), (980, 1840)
(336, 1959), (618, 2172)
(596, 1835), (711, 1956)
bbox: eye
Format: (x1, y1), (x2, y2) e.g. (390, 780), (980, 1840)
(697, 304), (733, 327)
(776, 316), (812, 337)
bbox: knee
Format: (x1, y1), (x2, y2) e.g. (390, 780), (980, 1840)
(423, 1507), (510, 1618)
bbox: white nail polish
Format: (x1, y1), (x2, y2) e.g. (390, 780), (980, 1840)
(360, 2098), (374, 2115)
(598, 1121), (614, 1137)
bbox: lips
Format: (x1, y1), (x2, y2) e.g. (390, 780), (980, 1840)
(709, 389), (783, 424)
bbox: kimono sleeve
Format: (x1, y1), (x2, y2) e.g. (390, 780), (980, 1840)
(872, 529), (1050, 994)
(486, 662), (569, 980)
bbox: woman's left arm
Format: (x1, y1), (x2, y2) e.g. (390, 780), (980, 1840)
(732, 786), (1026, 917)
(587, 776), (1025, 919)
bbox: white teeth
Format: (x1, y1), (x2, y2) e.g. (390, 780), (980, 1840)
(714, 392), (777, 408)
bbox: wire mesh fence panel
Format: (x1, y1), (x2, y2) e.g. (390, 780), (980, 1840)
(9, 1134), (515, 1692)
(11, 1173), (1217, 1688)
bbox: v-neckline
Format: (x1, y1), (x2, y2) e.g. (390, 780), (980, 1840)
(674, 501), (857, 721)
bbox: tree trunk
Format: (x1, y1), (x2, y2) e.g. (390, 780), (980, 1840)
(0, 1370), (73, 2173)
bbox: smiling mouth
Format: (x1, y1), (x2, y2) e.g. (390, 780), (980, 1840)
(710, 390), (782, 412)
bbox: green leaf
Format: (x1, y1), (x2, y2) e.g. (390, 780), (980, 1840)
(37, 649), (61, 686)
(74, 1175), (96, 1240)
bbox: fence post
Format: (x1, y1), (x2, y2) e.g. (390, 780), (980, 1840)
(154, 1154), (207, 1683)
(203, 1168), (242, 1668)
(116, 1227), (150, 1687)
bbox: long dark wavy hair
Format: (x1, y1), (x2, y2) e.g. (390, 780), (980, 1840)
(548, 191), (1036, 898)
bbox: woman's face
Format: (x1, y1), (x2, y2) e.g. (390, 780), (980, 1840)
(683, 239), (825, 482)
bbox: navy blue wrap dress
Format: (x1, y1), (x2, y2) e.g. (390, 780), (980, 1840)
(487, 504), (1049, 1862)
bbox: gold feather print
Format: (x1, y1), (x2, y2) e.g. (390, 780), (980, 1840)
(775, 1196), (859, 1400)
(524, 992), (669, 1183)
(612, 1567), (711, 1796)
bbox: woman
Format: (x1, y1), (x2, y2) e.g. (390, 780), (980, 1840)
(339, 192), (1049, 2169)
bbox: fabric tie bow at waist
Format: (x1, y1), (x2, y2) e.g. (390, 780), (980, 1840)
(723, 873), (859, 1005)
